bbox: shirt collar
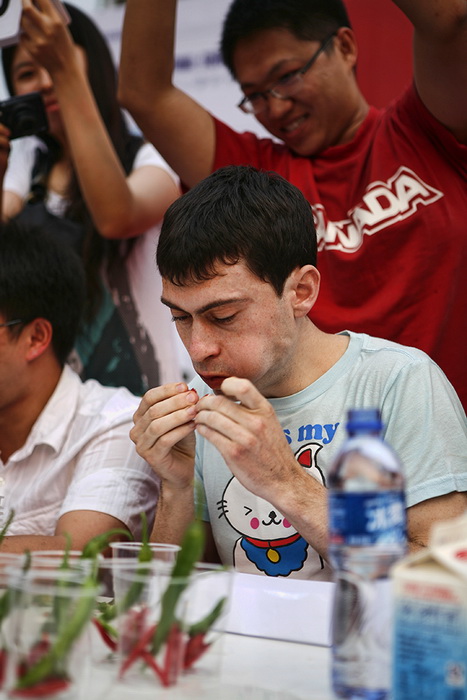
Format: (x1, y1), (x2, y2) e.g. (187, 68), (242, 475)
(11, 366), (81, 461)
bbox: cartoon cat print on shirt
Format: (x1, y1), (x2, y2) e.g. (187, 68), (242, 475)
(217, 443), (325, 577)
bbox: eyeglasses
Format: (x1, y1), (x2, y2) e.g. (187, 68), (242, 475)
(238, 32), (336, 115)
(0, 319), (23, 328)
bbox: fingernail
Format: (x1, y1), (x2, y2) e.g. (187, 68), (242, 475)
(186, 390), (198, 404)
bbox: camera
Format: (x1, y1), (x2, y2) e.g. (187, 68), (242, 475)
(0, 92), (48, 140)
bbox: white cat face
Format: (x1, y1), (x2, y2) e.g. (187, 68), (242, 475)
(217, 442), (325, 542)
(218, 476), (297, 540)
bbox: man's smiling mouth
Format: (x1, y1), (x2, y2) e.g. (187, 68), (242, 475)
(282, 115), (307, 134)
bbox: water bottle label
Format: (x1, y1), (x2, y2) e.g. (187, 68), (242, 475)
(329, 491), (406, 546)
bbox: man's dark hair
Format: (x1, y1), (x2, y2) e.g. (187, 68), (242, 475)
(0, 220), (86, 365)
(221, 0), (351, 77)
(157, 165), (317, 296)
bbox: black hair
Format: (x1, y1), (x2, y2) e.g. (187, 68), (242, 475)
(157, 165), (317, 295)
(221, 0), (351, 77)
(0, 220), (86, 365)
(1, 3), (142, 320)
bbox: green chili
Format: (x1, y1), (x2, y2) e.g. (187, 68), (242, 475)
(0, 510), (14, 544)
(150, 518), (205, 656)
(0, 550), (31, 628)
(81, 528), (132, 581)
(187, 596), (226, 638)
(51, 534), (74, 639)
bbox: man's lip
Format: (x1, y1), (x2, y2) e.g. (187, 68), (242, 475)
(198, 374), (228, 388)
(280, 114), (308, 136)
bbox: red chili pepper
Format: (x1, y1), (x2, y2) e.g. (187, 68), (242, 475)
(119, 622), (157, 678)
(161, 624), (184, 687)
(183, 632), (211, 670)
(92, 618), (117, 652)
(119, 606), (148, 656)
(140, 650), (166, 685)
(10, 677), (71, 697)
(0, 648), (7, 687)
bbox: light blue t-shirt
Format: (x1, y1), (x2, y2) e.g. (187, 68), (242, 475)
(192, 332), (467, 581)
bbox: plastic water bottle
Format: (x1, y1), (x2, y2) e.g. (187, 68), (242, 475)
(327, 408), (407, 699)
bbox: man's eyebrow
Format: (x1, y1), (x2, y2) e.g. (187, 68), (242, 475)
(160, 297), (249, 315)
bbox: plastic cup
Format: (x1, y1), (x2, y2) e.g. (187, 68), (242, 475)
(113, 565), (191, 689)
(25, 550), (97, 575)
(109, 541), (180, 564)
(4, 568), (100, 699)
(182, 563), (233, 679)
(90, 558), (158, 666)
(0, 558), (28, 692)
(27, 550), (86, 559)
(111, 562), (233, 689)
(0, 553), (27, 571)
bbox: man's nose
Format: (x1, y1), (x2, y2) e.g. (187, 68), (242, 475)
(265, 93), (293, 119)
(187, 325), (221, 363)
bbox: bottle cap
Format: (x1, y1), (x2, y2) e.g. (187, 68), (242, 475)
(346, 408), (383, 434)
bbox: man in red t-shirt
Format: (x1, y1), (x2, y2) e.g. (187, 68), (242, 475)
(119, 0), (467, 411)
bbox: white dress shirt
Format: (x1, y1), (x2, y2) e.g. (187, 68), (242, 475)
(0, 365), (159, 538)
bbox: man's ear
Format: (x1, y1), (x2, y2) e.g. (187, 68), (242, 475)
(289, 265), (320, 318)
(334, 27), (358, 70)
(24, 318), (53, 362)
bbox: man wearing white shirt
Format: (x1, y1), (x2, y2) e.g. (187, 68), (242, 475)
(0, 219), (160, 551)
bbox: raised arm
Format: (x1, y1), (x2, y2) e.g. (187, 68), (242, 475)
(118, 0), (216, 188)
(394, 0), (467, 143)
(19, 0), (179, 239)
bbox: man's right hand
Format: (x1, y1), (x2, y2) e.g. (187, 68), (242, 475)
(130, 382), (199, 489)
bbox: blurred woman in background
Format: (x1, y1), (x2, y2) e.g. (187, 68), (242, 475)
(0, 0), (184, 393)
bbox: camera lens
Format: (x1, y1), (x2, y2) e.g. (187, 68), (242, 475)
(14, 107), (36, 135)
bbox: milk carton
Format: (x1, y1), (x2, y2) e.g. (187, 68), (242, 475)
(391, 513), (467, 700)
